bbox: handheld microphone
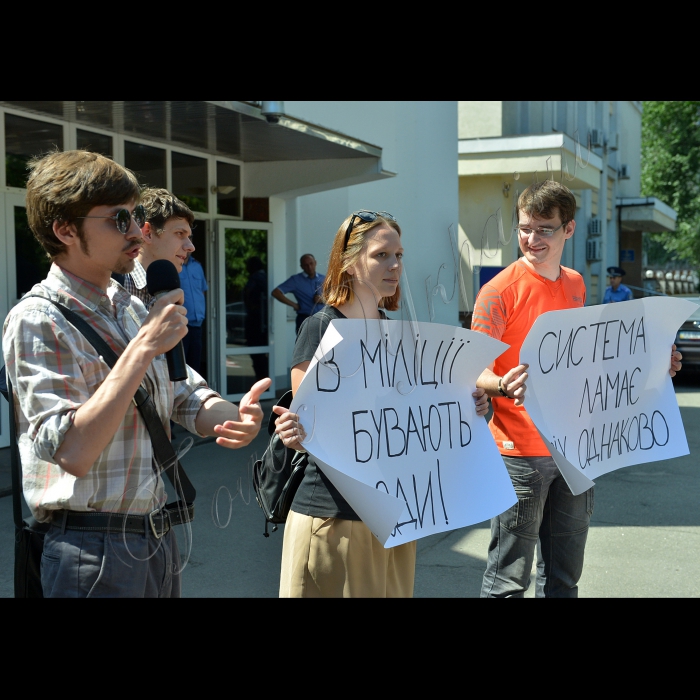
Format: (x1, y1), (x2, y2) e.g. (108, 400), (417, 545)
(146, 259), (188, 381)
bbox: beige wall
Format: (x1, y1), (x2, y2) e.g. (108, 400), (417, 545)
(458, 102), (503, 139)
(619, 229), (644, 292)
(616, 101), (643, 198)
(458, 175), (520, 310)
(502, 101), (518, 135)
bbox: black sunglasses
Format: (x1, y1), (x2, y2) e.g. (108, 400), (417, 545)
(343, 210), (396, 251)
(76, 204), (147, 235)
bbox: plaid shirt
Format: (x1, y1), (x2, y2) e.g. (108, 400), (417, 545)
(2, 264), (219, 522)
(122, 260), (154, 308)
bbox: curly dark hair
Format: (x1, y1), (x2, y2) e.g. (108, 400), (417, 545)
(139, 187), (195, 232)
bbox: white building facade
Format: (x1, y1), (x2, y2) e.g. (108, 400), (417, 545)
(0, 100), (461, 449)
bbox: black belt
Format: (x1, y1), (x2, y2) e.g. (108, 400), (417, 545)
(50, 502), (194, 539)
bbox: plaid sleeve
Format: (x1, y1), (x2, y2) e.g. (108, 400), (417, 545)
(172, 375), (220, 436)
(471, 284), (507, 341)
(4, 304), (103, 463)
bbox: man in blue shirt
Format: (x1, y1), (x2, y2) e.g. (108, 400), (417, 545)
(603, 266), (633, 303)
(272, 253), (326, 333)
(180, 250), (208, 373)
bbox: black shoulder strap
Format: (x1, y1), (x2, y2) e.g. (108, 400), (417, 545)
(15, 295), (195, 505)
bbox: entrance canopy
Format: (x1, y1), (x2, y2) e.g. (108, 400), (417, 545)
(1, 100), (393, 198)
(617, 196), (677, 233)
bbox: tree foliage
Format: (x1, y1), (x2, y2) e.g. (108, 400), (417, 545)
(641, 101), (700, 266)
(224, 228), (267, 299)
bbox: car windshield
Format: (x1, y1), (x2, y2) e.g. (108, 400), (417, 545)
(685, 297), (700, 321)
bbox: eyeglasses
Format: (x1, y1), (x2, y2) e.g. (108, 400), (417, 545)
(76, 205), (147, 234)
(515, 222), (568, 238)
(343, 210), (396, 251)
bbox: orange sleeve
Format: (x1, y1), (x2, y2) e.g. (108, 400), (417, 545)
(471, 285), (506, 341)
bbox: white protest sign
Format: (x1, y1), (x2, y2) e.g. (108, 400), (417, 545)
(290, 318), (517, 548)
(520, 297), (698, 495)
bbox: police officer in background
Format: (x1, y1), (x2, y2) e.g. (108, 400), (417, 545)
(603, 266), (633, 303)
(180, 249), (208, 374)
(271, 254), (325, 334)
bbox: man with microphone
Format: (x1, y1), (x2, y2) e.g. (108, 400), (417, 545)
(2, 150), (270, 598)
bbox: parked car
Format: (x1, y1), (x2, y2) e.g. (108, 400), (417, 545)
(675, 297), (700, 369)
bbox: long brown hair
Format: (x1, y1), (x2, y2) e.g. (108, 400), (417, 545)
(323, 213), (402, 311)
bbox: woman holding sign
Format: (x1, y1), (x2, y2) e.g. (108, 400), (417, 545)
(273, 210), (492, 598)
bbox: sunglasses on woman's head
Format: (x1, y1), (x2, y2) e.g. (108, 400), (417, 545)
(75, 204), (147, 235)
(343, 210), (397, 251)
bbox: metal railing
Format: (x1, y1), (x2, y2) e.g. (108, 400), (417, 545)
(626, 284), (700, 298)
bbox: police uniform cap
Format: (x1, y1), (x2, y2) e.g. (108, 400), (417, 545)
(607, 266), (625, 277)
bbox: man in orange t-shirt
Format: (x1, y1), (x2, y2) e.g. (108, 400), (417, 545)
(473, 181), (681, 598)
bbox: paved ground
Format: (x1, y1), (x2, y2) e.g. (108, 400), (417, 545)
(1, 372), (699, 598)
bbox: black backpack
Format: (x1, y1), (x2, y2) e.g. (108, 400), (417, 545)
(0, 364), (8, 403)
(252, 390), (308, 536)
(1, 363), (50, 597)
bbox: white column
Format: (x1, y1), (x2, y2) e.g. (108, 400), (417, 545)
(269, 196), (289, 388)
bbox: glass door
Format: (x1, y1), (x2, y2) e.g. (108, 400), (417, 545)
(2, 192), (43, 448)
(216, 220), (275, 402)
(0, 195), (9, 449)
